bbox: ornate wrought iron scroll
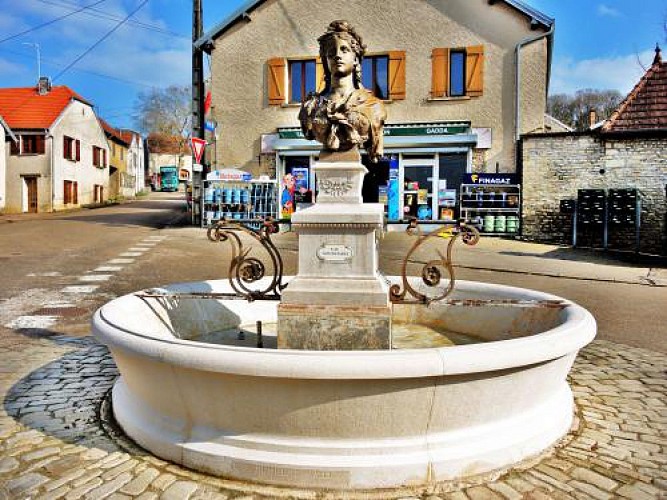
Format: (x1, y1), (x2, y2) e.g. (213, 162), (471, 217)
(389, 219), (480, 305)
(207, 218), (286, 301)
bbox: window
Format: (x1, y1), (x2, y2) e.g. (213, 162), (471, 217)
(63, 180), (78, 204)
(94, 184), (104, 203)
(362, 55), (389, 100)
(289, 59), (316, 104)
(63, 136), (80, 161)
(93, 146), (106, 168)
(449, 50), (465, 97)
(431, 46), (484, 99)
(10, 135), (45, 155)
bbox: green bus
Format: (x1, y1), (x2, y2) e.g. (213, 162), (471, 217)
(160, 166), (179, 192)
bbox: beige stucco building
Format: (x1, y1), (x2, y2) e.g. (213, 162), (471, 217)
(196, 0), (553, 222)
(0, 116), (16, 212)
(0, 84), (109, 213)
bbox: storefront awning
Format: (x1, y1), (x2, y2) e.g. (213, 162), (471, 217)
(272, 133), (478, 153)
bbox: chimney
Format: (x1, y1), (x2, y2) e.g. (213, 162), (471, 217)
(588, 108), (598, 129)
(37, 76), (51, 95)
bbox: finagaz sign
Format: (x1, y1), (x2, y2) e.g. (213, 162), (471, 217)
(464, 173), (518, 185)
(316, 244), (353, 263)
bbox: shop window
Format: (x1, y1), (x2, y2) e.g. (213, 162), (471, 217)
(431, 46), (484, 98)
(281, 156), (312, 218)
(438, 153), (468, 220)
(63, 136), (80, 161)
(289, 59), (317, 104)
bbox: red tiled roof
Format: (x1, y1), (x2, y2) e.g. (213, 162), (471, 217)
(603, 47), (667, 133)
(0, 86), (91, 130)
(99, 118), (131, 146)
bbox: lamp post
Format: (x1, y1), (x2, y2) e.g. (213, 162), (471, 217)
(23, 42), (41, 82)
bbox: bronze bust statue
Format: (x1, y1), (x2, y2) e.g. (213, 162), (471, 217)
(299, 20), (387, 163)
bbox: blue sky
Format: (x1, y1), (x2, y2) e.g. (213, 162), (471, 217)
(0, 0), (665, 130)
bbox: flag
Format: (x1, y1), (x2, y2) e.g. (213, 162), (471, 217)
(204, 91), (212, 115)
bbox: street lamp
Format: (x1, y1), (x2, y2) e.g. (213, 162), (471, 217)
(22, 42), (41, 82)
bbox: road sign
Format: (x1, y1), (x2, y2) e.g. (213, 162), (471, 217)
(190, 137), (206, 164)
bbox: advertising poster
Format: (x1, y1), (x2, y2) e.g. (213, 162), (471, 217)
(281, 173), (295, 219)
(291, 167), (309, 191)
(387, 156), (400, 221)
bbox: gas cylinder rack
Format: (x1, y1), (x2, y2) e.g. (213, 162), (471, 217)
(459, 182), (521, 235)
(202, 170), (278, 228)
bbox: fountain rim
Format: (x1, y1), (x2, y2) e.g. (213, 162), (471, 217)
(93, 278), (596, 380)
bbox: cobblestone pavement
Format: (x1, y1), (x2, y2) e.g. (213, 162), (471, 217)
(0, 330), (665, 499)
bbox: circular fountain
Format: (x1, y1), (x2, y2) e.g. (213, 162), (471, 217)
(92, 19), (596, 491)
(93, 276), (595, 489)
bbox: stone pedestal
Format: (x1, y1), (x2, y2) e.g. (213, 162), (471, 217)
(277, 161), (391, 350)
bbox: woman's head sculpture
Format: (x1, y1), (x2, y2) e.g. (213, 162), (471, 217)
(299, 20), (386, 163)
(317, 20), (366, 93)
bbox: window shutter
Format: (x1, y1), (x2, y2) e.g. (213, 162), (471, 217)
(93, 147), (98, 166)
(76, 140), (81, 161)
(63, 137), (68, 159)
(267, 57), (286, 105)
(466, 45), (484, 97)
(315, 57), (325, 93)
(74, 182), (78, 204)
(431, 48), (449, 98)
(10, 137), (19, 155)
(388, 51), (406, 100)
(103, 149), (107, 167)
(36, 135), (45, 154)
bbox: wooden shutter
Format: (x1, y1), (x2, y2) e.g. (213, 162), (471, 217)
(315, 57), (325, 93)
(267, 57), (286, 105)
(388, 51), (406, 100)
(10, 137), (19, 155)
(93, 147), (98, 166)
(36, 135), (45, 154)
(102, 149), (107, 167)
(73, 181), (78, 204)
(75, 140), (81, 161)
(63, 136), (69, 159)
(466, 45), (484, 97)
(431, 48), (449, 98)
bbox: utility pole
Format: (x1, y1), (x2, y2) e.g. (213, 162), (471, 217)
(192, 0), (205, 225)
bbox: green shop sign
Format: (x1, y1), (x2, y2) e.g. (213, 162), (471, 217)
(278, 122), (471, 140)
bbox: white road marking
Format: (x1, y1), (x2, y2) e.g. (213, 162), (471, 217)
(5, 315), (58, 330)
(108, 259), (134, 264)
(26, 272), (62, 277)
(42, 301), (77, 308)
(127, 248), (148, 252)
(61, 285), (99, 294)
(119, 252), (143, 257)
(94, 266), (123, 272)
(78, 275), (112, 282)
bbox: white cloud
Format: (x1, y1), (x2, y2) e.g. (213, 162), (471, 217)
(551, 50), (654, 95)
(597, 4), (622, 17)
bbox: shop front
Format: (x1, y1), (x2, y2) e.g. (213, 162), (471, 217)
(270, 122), (478, 224)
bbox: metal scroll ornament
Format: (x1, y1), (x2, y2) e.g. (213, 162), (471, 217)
(390, 219), (480, 305)
(207, 218), (286, 301)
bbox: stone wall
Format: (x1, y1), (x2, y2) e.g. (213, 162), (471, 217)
(521, 133), (667, 255)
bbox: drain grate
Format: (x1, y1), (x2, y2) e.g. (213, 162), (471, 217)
(33, 307), (87, 317)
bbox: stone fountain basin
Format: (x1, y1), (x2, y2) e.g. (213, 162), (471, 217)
(92, 277), (596, 489)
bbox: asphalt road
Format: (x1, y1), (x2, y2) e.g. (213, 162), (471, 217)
(0, 192), (665, 352)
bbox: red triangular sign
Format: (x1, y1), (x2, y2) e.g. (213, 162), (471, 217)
(190, 137), (206, 164)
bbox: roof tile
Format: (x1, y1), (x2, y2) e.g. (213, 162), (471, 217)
(0, 86), (91, 130)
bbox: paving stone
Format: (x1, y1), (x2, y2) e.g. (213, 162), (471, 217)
(0, 457), (19, 474)
(65, 477), (105, 499)
(120, 468), (160, 496)
(568, 480), (612, 500)
(151, 473), (177, 491)
(465, 486), (503, 499)
(5, 472), (49, 496)
(40, 485), (72, 500)
(485, 482), (522, 500)
(160, 480), (199, 499)
(135, 493), (159, 500)
(570, 467), (619, 491)
(84, 471), (133, 499)
(615, 483), (660, 499)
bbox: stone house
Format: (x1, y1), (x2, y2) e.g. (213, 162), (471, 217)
(0, 82), (109, 213)
(146, 133), (192, 191)
(0, 115), (17, 212)
(100, 120), (144, 198)
(521, 47), (667, 255)
(195, 0), (554, 222)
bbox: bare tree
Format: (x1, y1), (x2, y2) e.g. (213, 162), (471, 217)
(547, 89), (623, 130)
(133, 85), (191, 138)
